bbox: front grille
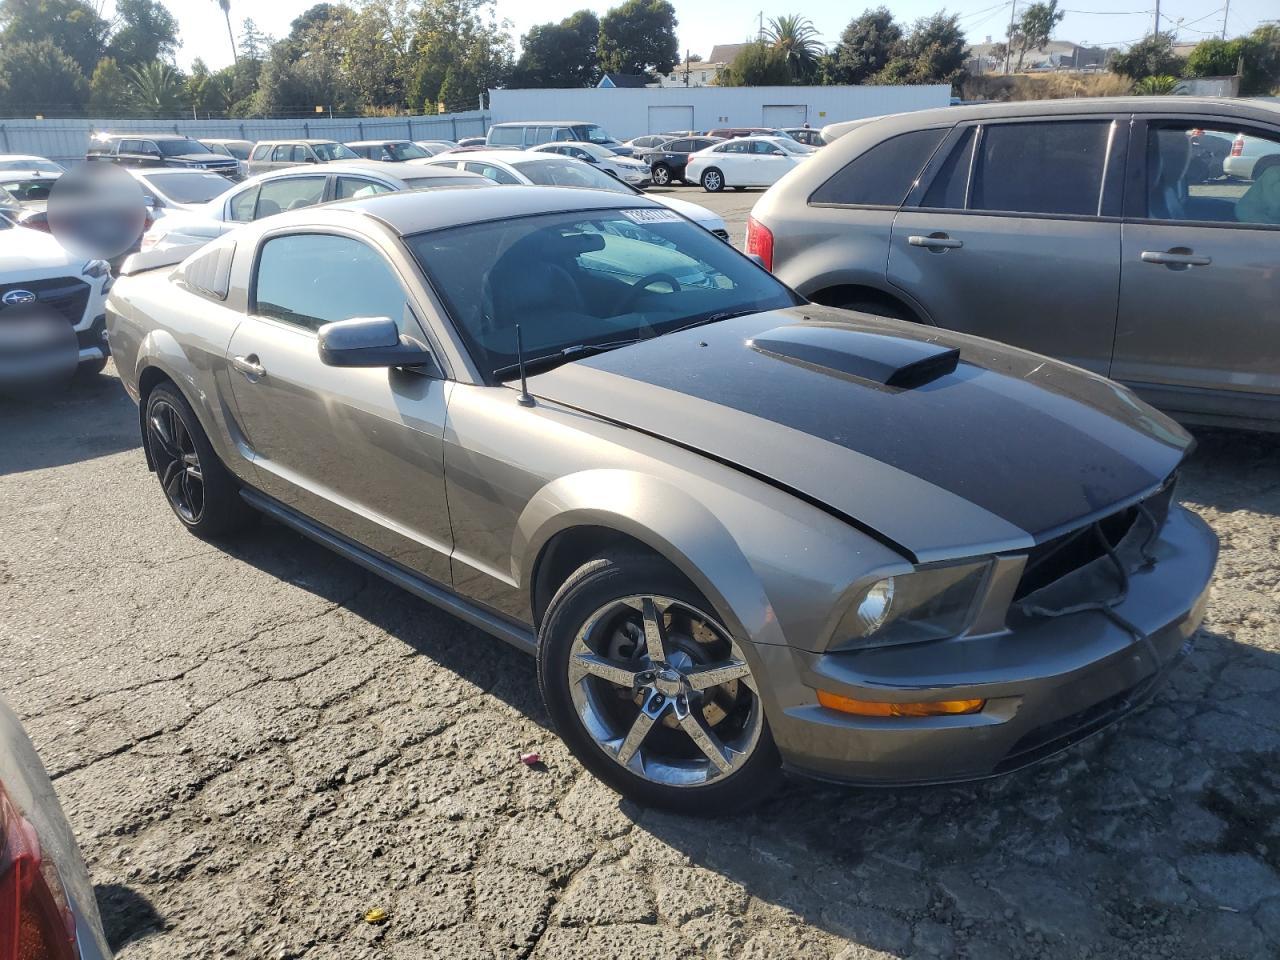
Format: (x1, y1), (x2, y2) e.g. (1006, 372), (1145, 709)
(0, 276), (90, 327)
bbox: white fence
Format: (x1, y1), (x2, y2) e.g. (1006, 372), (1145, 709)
(489, 85), (951, 139)
(0, 111), (491, 165)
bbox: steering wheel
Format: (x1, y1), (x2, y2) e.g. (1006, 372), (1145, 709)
(617, 272), (682, 315)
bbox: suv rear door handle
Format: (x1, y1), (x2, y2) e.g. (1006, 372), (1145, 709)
(231, 355), (265, 379)
(909, 234), (963, 250)
(1141, 250), (1212, 267)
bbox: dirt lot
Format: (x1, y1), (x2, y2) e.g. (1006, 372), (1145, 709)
(2, 193), (1279, 959)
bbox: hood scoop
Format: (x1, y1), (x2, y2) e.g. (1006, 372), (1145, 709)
(749, 323), (960, 389)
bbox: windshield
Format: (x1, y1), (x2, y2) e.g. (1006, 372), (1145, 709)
(0, 158), (63, 174)
(408, 209), (797, 378)
(385, 142), (429, 160)
(140, 172), (232, 204)
(0, 177), (56, 202)
(513, 158), (636, 195)
(570, 124), (618, 146)
(157, 139), (208, 157)
(314, 142), (359, 161)
(222, 143), (251, 160)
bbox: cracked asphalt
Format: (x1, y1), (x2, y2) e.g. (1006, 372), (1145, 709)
(3, 190), (1280, 959)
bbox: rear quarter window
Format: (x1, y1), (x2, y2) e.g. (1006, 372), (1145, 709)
(810, 128), (948, 207)
(177, 241), (235, 301)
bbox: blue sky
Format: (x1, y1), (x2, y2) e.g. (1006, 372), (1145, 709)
(159, 0), (1275, 73)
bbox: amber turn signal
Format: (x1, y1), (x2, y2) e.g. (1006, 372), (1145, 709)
(817, 690), (985, 718)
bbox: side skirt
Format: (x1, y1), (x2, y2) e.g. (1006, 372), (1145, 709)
(240, 488), (537, 656)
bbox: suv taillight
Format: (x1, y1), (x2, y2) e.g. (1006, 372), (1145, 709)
(0, 784), (78, 960)
(746, 216), (774, 272)
(1231, 134), (1245, 157)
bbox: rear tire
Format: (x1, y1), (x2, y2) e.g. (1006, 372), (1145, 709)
(537, 550), (783, 815)
(837, 298), (913, 322)
(651, 164), (672, 186)
(701, 168), (725, 193)
(145, 382), (255, 539)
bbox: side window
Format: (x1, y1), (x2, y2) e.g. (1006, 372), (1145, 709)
(336, 177), (395, 200)
(177, 241), (235, 301)
(139, 141), (160, 156)
(533, 127), (554, 145)
(251, 145), (270, 161)
(970, 121), (1112, 217)
(752, 141), (783, 155)
(921, 127), (976, 209)
(489, 126), (523, 146)
(811, 128), (947, 207)
(253, 234), (410, 333)
(294, 145), (314, 163)
(667, 140), (689, 152)
(465, 162), (519, 184)
(720, 142), (747, 154)
(553, 128), (571, 141)
(254, 176), (325, 219)
(272, 145), (293, 162)
(227, 186), (259, 222)
(1145, 123), (1280, 226)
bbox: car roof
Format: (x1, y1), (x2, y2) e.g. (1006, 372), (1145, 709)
(201, 138), (252, 145)
(257, 139), (342, 146)
(346, 139), (414, 147)
(490, 120), (591, 127)
(247, 160), (487, 183)
(0, 168), (60, 178)
(536, 141), (607, 150)
(303, 184), (659, 235)
(97, 133), (197, 140)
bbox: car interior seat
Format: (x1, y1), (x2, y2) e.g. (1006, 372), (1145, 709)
(1148, 129), (1191, 220)
(1235, 161), (1280, 225)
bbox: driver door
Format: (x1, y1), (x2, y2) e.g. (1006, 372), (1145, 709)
(226, 230), (454, 583)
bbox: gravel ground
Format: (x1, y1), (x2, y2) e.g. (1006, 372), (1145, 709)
(2, 193), (1279, 959)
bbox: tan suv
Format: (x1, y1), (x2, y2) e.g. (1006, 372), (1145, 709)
(750, 96), (1280, 432)
(246, 139), (359, 175)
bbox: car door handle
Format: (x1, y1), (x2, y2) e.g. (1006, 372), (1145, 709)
(909, 234), (963, 250)
(1141, 250), (1212, 267)
(231, 355), (265, 379)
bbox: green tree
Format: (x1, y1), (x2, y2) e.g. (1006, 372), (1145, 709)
(0, 0), (108, 74)
(829, 7), (903, 85)
(717, 41), (793, 86)
(1133, 74), (1177, 94)
(872, 12), (967, 85)
(0, 39), (88, 115)
(1009, 0), (1064, 70)
(285, 3), (357, 62)
(88, 57), (133, 115)
(253, 42), (356, 116)
(408, 0), (511, 112)
(106, 0), (179, 69)
(598, 0), (678, 77)
(1111, 32), (1181, 81)
(1186, 27), (1280, 96)
(509, 11), (600, 88)
(343, 0), (412, 109)
(213, 0), (236, 65)
(128, 61), (187, 116)
(764, 14), (824, 82)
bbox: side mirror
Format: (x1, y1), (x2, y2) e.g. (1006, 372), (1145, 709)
(317, 316), (437, 372)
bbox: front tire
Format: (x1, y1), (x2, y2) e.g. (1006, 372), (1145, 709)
(537, 550), (782, 815)
(145, 382), (254, 539)
(651, 163), (673, 186)
(701, 168), (724, 193)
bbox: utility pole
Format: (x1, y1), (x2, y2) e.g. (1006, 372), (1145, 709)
(758, 11), (764, 42)
(1153, 0), (1161, 36)
(1004, 0), (1017, 74)
(1221, 0), (1230, 40)
(685, 48), (690, 86)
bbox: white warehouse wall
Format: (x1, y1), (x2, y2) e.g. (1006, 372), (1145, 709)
(488, 85), (951, 139)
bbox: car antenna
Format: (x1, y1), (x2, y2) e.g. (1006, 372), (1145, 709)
(515, 324), (535, 407)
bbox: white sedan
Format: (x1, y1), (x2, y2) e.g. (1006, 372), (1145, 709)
(685, 136), (813, 193)
(142, 161), (489, 253)
(528, 142), (652, 186)
(421, 150), (729, 239)
(0, 154), (65, 174)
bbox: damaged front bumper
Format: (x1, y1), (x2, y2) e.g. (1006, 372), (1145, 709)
(757, 503), (1218, 787)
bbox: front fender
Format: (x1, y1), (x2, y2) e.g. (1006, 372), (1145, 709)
(513, 469), (788, 649)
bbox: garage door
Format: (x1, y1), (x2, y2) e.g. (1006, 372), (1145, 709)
(762, 104), (808, 128)
(648, 105), (694, 134)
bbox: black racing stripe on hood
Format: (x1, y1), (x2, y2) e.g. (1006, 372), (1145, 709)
(567, 310), (1189, 541)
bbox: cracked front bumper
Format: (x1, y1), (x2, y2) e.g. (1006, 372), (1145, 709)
(757, 505), (1218, 787)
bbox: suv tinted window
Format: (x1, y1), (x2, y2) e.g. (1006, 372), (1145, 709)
(254, 234), (408, 333)
(970, 121), (1111, 216)
(921, 127), (976, 209)
(489, 125), (524, 146)
(812, 128), (947, 207)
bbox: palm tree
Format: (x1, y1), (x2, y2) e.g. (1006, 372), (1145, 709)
(214, 0), (238, 66)
(128, 62), (187, 117)
(764, 15), (825, 82)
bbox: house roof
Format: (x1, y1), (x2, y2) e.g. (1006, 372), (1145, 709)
(598, 72), (649, 88)
(707, 43), (752, 66)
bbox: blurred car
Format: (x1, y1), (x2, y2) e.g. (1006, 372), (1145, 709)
(0, 154), (65, 174)
(0, 216), (112, 376)
(141, 161), (491, 253)
(685, 136), (813, 192)
(753, 96), (1280, 432)
(1224, 132), (1280, 181)
(783, 127), (826, 147)
(528, 142), (651, 185)
(637, 136), (724, 186)
(421, 150), (728, 237)
(485, 121), (634, 156)
(345, 140), (433, 163)
(0, 698), (112, 958)
(86, 134), (239, 177)
(246, 140), (359, 175)
(126, 168), (238, 220)
(199, 138), (254, 178)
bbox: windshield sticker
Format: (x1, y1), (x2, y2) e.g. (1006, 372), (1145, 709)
(621, 208), (681, 224)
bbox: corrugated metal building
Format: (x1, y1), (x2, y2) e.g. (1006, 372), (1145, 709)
(489, 85), (951, 139)
(0, 111), (490, 166)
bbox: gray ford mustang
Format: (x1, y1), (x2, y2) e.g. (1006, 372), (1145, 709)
(106, 185), (1218, 814)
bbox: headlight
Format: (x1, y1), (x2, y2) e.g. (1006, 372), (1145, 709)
(834, 561), (991, 651)
(81, 259), (110, 279)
